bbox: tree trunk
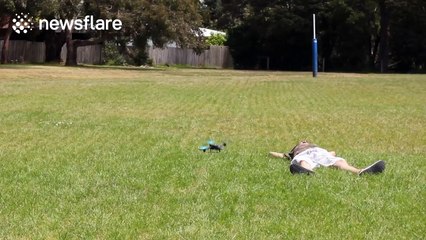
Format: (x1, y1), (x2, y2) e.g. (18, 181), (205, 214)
(1, 16), (13, 64)
(378, 0), (390, 73)
(370, 34), (380, 70)
(64, 28), (103, 66)
(65, 28), (77, 66)
(45, 30), (66, 63)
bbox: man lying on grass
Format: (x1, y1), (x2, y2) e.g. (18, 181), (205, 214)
(270, 140), (385, 175)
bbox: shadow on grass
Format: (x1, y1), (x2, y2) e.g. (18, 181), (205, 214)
(80, 64), (227, 71)
(0, 64), (41, 69)
(0, 63), (232, 72)
(0, 63), (166, 72)
(78, 64), (164, 71)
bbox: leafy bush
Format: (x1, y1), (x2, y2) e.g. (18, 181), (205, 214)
(103, 41), (127, 65)
(206, 33), (227, 46)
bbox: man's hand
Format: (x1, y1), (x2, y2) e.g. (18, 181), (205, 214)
(269, 152), (285, 158)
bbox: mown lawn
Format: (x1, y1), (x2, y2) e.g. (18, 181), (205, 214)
(0, 65), (425, 239)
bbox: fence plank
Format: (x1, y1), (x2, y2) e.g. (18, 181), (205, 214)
(148, 46), (233, 68)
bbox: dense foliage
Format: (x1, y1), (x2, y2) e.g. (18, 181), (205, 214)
(0, 0), (205, 66)
(203, 0), (426, 72)
(206, 33), (227, 46)
(1, 0), (424, 71)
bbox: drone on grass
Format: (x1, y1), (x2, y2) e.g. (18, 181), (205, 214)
(198, 140), (227, 152)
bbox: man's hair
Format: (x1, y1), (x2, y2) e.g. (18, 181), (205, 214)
(285, 141), (317, 160)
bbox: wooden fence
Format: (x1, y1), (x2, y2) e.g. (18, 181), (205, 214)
(0, 40), (45, 63)
(60, 44), (103, 65)
(1, 40), (233, 68)
(148, 45), (233, 68)
(0, 40), (102, 64)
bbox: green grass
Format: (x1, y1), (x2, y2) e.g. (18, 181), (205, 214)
(0, 65), (425, 239)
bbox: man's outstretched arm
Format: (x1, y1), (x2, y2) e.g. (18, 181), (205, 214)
(269, 152), (285, 158)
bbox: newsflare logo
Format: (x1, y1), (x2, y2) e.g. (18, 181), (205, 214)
(12, 13), (123, 34)
(12, 13), (34, 34)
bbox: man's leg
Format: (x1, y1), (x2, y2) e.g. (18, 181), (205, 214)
(332, 159), (360, 174)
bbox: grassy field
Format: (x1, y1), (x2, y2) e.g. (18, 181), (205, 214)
(0, 65), (425, 239)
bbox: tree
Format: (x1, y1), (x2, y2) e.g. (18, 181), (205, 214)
(216, 0), (426, 72)
(388, 0), (426, 72)
(0, 11), (13, 64)
(37, 0), (112, 66)
(38, 0), (66, 63)
(2, 0), (423, 70)
(56, 0), (103, 66)
(227, 0), (323, 70)
(201, 0), (249, 30)
(378, 0), (390, 72)
(51, 0), (206, 66)
(104, 0), (206, 65)
(0, 0), (54, 64)
(0, 0), (37, 63)
(318, 0), (375, 71)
